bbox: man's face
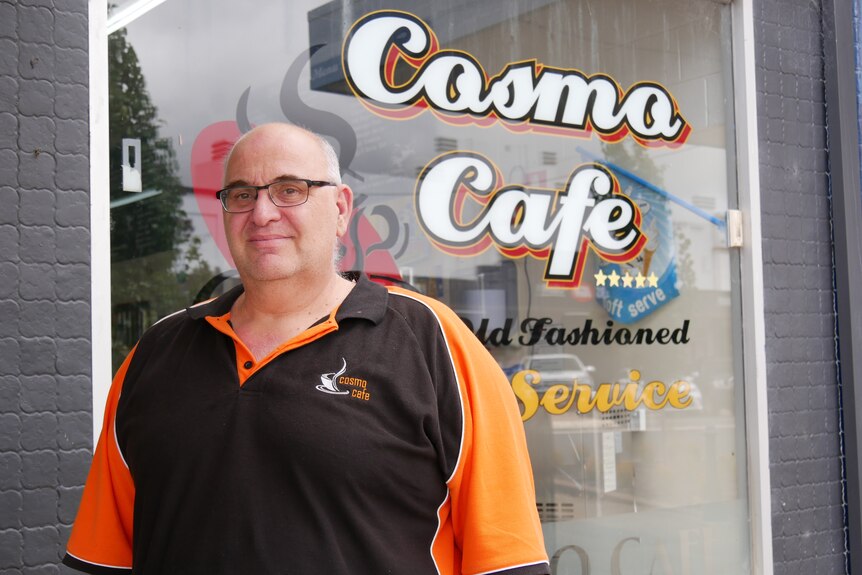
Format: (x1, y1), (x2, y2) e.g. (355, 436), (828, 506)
(222, 125), (352, 284)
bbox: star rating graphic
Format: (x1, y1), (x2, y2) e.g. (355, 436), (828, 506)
(595, 269), (659, 289)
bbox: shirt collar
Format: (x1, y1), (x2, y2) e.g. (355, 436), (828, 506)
(186, 272), (388, 325)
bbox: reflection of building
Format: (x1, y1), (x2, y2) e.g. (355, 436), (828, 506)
(308, 0), (558, 93)
(2, 1), (862, 573)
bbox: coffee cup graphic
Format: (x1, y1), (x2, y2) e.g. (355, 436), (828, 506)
(317, 358), (349, 395)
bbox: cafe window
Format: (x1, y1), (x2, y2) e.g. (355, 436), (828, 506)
(107, 0), (752, 571)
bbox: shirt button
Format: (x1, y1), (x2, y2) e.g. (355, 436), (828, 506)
(243, 361), (253, 369)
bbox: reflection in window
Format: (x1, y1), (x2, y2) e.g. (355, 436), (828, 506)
(108, 29), (217, 370)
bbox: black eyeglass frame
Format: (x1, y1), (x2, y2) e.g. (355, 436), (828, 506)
(215, 178), (337, 213)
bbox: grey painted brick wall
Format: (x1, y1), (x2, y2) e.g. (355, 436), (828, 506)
(0, 1), (92, 573)
(857, 0), (862, 176)
(755, 0), (847, 573)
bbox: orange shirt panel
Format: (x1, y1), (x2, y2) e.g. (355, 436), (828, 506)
(390, 288), (548, 575)
(65, 348), (137, 569)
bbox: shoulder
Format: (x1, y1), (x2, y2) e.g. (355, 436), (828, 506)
(384, 286), (486, 358)
(137, 306), (195, 346)
(139, 285), (242, 348)
(131, 289), (233, 364)
(385, 286), (468, 334)
(119, 308), (193, 379)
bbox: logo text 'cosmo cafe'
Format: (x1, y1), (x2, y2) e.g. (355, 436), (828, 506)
(342, 10), (688, 287)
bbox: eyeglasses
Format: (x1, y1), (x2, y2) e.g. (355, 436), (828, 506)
(215, 178), (337, 213)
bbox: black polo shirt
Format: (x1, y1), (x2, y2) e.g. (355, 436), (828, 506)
(64, 275), (549, 575)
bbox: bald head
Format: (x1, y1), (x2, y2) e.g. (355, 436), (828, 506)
(223, 123), (342, 185)
(220, 122), (354, 285)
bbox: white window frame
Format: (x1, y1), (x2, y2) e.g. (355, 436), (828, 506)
(87, 0), (772, 572)
(731, 0), (774, 572)
(89, 0), (111, 442)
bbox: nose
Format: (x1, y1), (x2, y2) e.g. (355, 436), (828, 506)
(250, 188), (282, 226)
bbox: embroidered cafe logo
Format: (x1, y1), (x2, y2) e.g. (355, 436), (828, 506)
(342, 10), (690, 147)
(316, 358), (349, 395)
(316, 358), (372, 401)
(415, 152), (646, 288)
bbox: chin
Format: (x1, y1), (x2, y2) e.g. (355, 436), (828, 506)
(231, 259), (292, 281)
(245, 268), (300, 283)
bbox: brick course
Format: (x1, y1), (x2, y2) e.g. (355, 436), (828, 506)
(0, 1), (90, 573)
(755, 0), (847, 573)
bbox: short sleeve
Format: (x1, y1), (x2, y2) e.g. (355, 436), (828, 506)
(63, 348), (137, 574)
(427, 301), (550, 575)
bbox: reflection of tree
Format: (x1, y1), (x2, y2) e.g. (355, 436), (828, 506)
(600, 141), (664, 186)
(601, 141), (696, 287)
(109, 29), (215, 370)
(674, 229), (696, 288)
(109, 28), (186, 261)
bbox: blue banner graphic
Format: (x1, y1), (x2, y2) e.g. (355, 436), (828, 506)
(595, 171), (680, 324)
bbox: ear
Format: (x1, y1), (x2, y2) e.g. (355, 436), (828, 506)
(334, 183), (354, 238)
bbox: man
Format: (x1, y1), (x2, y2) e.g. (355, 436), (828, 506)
(64, 123), (550, 575)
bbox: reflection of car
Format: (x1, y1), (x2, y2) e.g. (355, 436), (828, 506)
(523, 353), (595, 390)
(614, 370), (705, 412)
(675, 376), (704, 411)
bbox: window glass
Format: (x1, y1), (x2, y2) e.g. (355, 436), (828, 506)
(107, 0), (142, 16)
(109, 0), (750, 572)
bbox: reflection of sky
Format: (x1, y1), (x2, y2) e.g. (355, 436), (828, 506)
(121, 0), (571, 188)
(120, 0), (325, 187)
(116, 0), (733, 287)
(118, 0), (730, 185)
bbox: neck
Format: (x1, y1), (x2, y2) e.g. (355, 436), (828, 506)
(228, 271), (354, 362)
(235, 271), (354, 322)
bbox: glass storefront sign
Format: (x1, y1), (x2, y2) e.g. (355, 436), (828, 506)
(107, 0), (749, 572)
